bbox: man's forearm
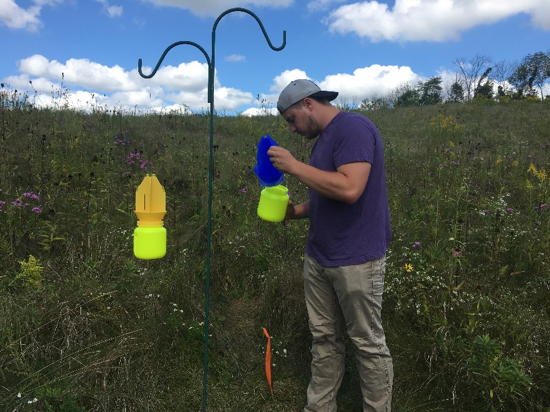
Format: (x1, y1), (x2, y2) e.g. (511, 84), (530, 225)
(289, 200), (309, 219)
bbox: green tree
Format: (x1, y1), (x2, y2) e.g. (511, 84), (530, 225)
(527, 51), (550, 99)
(448, 80), (464, 103)
(474, 68), (494, 99)
(359, 96), (390, 110)
(508, 51), (550, 100)
(419, 76), (443, 105)
(475, 81), (494, 99)
(394, 84), (420, 107)
(508, 63), (532, 98)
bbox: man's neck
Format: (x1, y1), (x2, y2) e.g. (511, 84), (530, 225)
(318, 105), (341, 132)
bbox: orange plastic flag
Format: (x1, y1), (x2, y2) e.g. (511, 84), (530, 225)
(263, 327), (273, 395)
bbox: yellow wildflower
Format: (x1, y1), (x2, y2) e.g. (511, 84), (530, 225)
(404, 263), (413, 273)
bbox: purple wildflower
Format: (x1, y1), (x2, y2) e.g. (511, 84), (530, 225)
(23, 192), (40, 201)
(127, 152), (139, 165)
(114, 131), (130, 146)
(412, 241), (421, 248)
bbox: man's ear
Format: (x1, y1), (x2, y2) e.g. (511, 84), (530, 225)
(303, 97), (314, 111)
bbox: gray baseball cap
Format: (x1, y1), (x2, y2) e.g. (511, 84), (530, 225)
(277, 79), (338, 114)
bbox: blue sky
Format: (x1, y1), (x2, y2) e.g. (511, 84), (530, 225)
(2, 0), (550, 115)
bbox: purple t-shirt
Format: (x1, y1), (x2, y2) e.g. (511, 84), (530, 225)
(305, 111), (391, 267)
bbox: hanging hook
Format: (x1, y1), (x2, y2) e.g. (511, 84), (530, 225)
(208, 7), (286, 105)
(137, 40), (211, 79)
(213, 7), (286, 51)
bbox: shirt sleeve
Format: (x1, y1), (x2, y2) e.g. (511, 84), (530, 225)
(333, 116), (375, 168)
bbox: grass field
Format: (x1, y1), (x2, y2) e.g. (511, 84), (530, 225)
(1, 89), (549, 411)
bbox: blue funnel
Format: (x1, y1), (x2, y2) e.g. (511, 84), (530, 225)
(254, 134), (284, 187)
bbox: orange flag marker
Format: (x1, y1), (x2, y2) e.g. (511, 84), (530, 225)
(262, 327), (273, 395)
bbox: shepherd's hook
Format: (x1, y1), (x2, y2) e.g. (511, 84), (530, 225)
(137, 8), (286, 412)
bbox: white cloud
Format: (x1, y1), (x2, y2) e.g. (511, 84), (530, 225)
(268, 65), (420, 104)
(0, 0), (41, 31)
(6, 56), (423, 113)
(18, 55), (140, 92)
(215, 86), (255, 111)
(148, 61), (210, 91)
(320, 65), (421, 102)
(241, 107), (278, 116)
(249, 69), (309, 109)
(225, 55), (246, 63)
(270, 69), (309, 92)
(106, 5), (123, 17)
(132, 16), (146, 29)
(0, 0), (64, 31)
(95, 0), (123, 18)
(5, 54), (256, 112)
(155, 104), (193, 114)
(324, 0), (550, 42)
(237, 64), (422, 115)
(531, 1), (550, 29)
(5, 51), (437, 114)
(143, 0), (293, 17)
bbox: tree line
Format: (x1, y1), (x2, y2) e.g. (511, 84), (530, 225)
(359, 50), (550, 109)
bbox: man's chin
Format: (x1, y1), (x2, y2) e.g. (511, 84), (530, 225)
(297, 130), (318, 140)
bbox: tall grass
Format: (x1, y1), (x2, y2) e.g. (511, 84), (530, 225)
(1, 87), (549, 411)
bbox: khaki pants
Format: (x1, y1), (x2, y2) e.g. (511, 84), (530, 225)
(303, 254), (393, 412)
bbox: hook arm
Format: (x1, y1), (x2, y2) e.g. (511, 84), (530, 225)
(213, 7), (286, 51)
(138, 41), (211, 79)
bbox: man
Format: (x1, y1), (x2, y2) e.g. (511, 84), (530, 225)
(267, 79), (393, 412)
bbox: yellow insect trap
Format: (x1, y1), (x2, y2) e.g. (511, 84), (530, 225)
(134, 174), (167, 260)
(257, 185), (289, 222)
